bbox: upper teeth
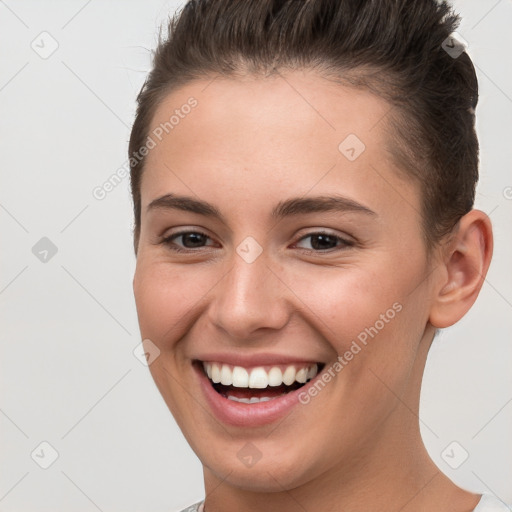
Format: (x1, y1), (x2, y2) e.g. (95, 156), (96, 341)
(202, 362), (319, 388)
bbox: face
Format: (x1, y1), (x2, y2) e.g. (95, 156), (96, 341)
(132, 70), (438, 492)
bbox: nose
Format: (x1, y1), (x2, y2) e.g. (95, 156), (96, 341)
(207, 249), (291, 341)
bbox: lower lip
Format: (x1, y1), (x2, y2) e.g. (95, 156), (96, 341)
(194, 363), (315, 427)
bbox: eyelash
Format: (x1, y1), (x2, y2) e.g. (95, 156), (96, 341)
(159, 230), (354, 254)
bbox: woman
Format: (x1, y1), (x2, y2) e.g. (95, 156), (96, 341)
(128, 0), (509, 510)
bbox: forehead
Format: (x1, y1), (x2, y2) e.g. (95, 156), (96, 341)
(148, 70), (391, 157)
(141, 71), (419, 221)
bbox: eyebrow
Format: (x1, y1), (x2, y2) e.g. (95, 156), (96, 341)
(146, 193), (376, 221)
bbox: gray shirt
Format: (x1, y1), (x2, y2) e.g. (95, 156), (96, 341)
(179, 494), (512, 511)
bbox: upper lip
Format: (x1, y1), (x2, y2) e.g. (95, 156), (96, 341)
(193, 352), (324, 368)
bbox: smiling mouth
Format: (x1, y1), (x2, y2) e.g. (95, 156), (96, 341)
(199, 361), (325, 403)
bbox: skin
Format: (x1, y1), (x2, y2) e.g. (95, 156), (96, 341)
(132, 70), (493, 511)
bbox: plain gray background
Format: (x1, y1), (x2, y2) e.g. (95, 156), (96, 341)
(1, 0), (511, 510)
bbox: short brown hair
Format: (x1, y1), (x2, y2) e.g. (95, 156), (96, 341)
(129, 0), (479, 254)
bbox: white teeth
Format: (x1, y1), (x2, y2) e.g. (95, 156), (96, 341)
(232, 366), (249, 387)
(211, 363), (221, 383)
(220, 364), (233, 385)
(268, 367), (283, 386)
(248, 367), (268, 388)
(202, 361), (319, 389)
(227, 395), (277, 403)
(307, 364), (318, 380)
(282, 366), (296, 385)
(295, 367), (308, 383)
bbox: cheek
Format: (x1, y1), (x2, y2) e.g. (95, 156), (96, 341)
(133, 258), (208, 343)
(132, 259), (208, 420)
(291, 261), (425, 392)
(288, 264), (404, 344)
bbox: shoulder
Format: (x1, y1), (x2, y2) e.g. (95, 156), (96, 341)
(178, 501), (204, 512)
(473, 494), (512, 511)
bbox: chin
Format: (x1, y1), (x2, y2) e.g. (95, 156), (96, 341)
(199, 439), (325, 493)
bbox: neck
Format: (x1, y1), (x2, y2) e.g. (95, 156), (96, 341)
(202, 326), (481, 511)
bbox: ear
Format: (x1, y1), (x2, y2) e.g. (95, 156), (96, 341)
(429, 209), (493, 329)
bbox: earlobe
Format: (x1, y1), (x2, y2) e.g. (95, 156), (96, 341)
(429, 210), (493, 329)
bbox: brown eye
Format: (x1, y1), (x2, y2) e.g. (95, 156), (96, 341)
(176, 232), (209, 248)
(161, 230), (215, 252)
(294, 232), (353, 252)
